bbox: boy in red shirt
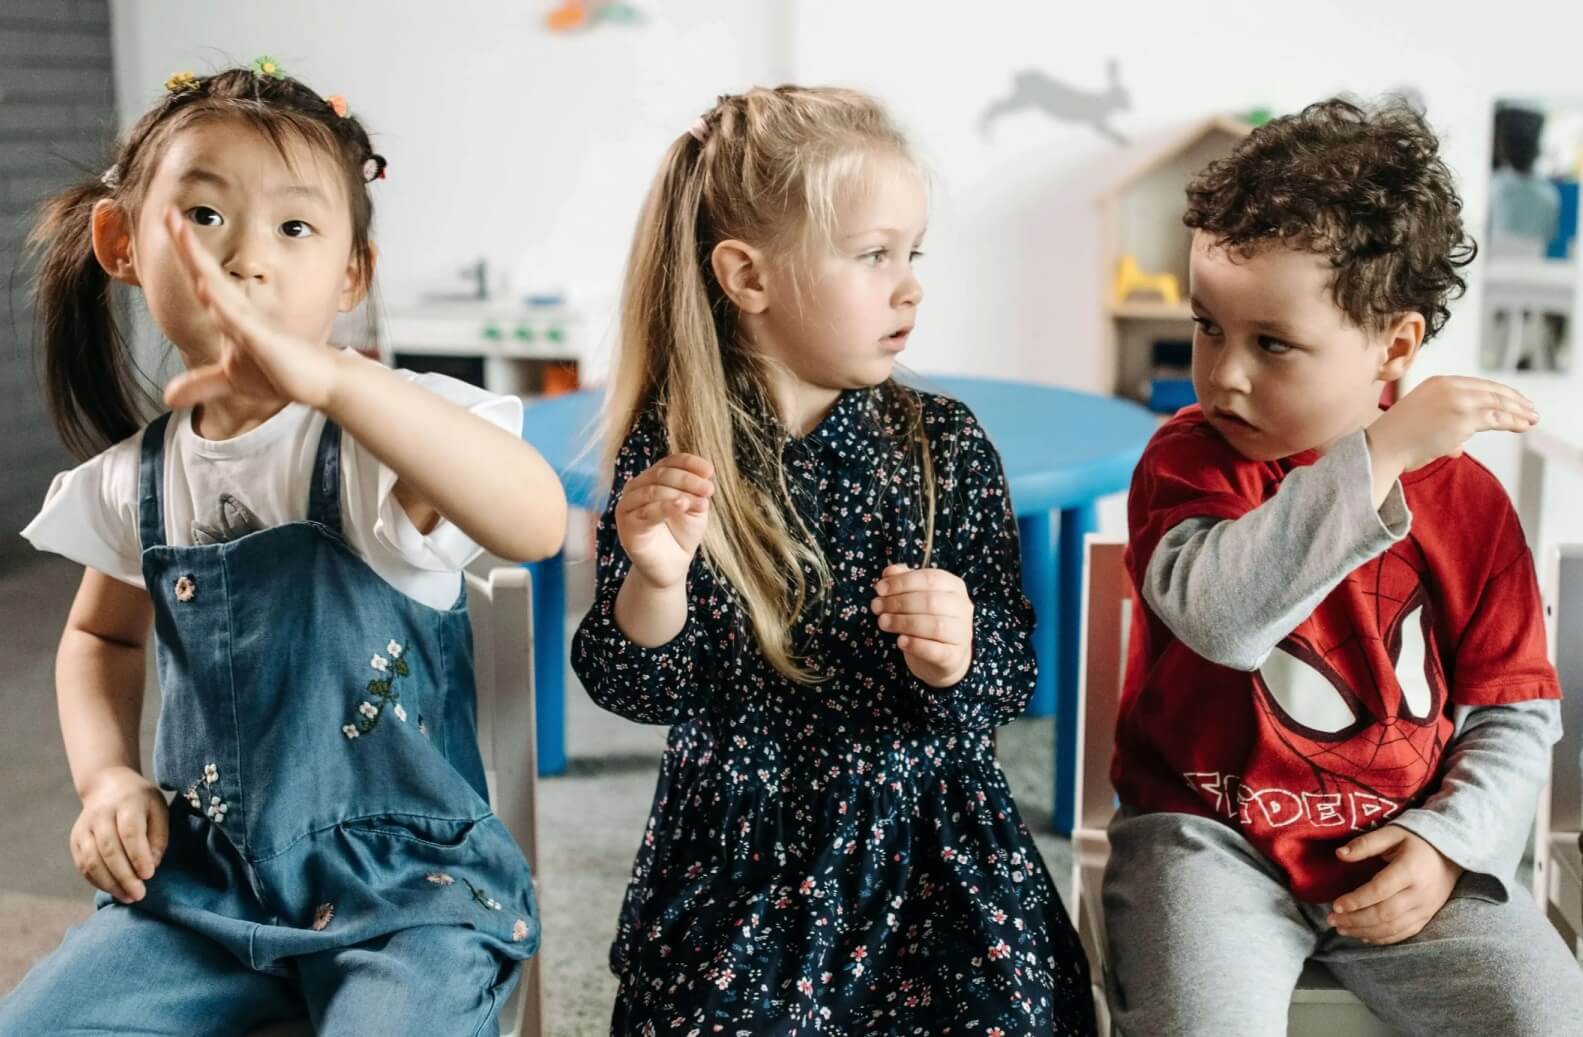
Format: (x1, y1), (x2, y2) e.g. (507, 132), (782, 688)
(1105, 98), (1583, 1035)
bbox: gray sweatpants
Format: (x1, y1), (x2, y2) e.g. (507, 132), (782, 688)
(1102, 809), (1583, 1037)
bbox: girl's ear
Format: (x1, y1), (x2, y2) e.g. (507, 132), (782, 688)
(340, 241), (375, 312)
(710, 239), (769, 314)
(1376, 311), (1425, 383)
(90, 199), (140, 286)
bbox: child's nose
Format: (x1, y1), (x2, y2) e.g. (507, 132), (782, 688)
(895, 271), (922, 308)
(1210, 348), (1253, 393)
(222, 233), (270, 282)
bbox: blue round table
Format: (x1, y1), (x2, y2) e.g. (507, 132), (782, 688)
(521, 375), (1156, 833)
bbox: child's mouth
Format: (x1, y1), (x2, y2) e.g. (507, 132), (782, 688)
(883, 328), (912, 351)
(1213, 407), (1257, 430)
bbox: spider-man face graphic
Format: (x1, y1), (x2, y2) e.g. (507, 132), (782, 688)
(1252, 540), (1449, 817)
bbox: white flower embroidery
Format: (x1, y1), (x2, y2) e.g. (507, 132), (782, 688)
(371, 655), (388, 672)
(203, 763), (219, 784)
(184, 789), (201, 809)
(386, 640), (403, 659)
(358, 701), (378, 719)
(174, 575), (197, 602)
(426, 872), (455, 886)
(342, 724), (360, 739)
(512, 918), (530, 942)
(311, 902), (334, 931)
(393, 704), (407, 722)
(418, 721), (429, 737)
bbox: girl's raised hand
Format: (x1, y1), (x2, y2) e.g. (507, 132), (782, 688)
(872, 563), (974, 687)
(160, 207), (341, 411)
(615, 454), (715, 590)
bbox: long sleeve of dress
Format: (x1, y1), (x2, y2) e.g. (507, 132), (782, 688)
(570, 419), (719, 725)
(907, 405), (1039, 732)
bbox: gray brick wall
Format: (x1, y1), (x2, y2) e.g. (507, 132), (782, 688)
(0, 0), (117, 563)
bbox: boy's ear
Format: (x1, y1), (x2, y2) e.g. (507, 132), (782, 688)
(1377, 312), (1425, 383)
(710, 239), (770, 314)
(340, 241), (376, 312)
(90, 199), (140, 286)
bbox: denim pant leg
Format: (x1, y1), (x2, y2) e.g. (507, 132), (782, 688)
(298, 924), (519, 1037)
(0, 901), (298, 1036)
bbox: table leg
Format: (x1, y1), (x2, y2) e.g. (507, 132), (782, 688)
(1054, 502), (1097, 835)
(1019, 514), (1057, 717)
(527, 553), (567, 777)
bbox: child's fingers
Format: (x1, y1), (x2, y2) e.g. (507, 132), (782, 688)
(654, 454), (716, 481)
(640, 465), (715, 499)
(118, 803), (157, 881)
(89, 825), (144, 902)
(145, 796), (170, 866)
(163, 210), (269, 344)
(874, 567), (961, 596)
(870, 589), (970, 618)
(895, 635), (958, 667)
(1330, 862), (1413, 916)
(1336, 825), (1404, 865)
(880, 613), (961, 643)
(1329, 885), (1414, 932)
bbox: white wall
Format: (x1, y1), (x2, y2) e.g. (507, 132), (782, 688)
(109, 0), (791, 379)
(109, 0), (1583, 504)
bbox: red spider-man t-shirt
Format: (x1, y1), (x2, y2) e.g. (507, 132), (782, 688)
(1114, 406), (1560, 902)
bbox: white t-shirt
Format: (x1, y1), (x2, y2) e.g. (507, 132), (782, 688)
(20, 368), (524, 612)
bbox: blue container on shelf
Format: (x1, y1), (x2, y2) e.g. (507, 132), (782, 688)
(1148, 377), (1196, 414)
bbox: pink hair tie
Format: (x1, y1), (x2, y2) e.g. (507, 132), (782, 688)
(688, 116), (710, 144)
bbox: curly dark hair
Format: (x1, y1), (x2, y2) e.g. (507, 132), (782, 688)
(1183, 97), (1476, 342)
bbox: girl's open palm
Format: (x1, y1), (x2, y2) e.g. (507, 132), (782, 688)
(615, 454), (715, 590)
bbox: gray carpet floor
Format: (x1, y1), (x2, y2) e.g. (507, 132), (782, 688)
(0, 550), (1074, 1035)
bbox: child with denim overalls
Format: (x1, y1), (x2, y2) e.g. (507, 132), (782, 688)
(1, 64), (566, 1035)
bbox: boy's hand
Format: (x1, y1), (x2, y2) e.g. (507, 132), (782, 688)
(71, 766), (168, 904)
(1368, 375), (1537, 478)
(1328, 825), (1462, 945)
(872, 564), (974, 688)
(615, 454), (714, 591)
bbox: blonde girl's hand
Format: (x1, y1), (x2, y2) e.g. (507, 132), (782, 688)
(159, 207), (342, 411)
(615, 454), (715, 590)
(871, 563), (974, 688)
(70, 765), (168, 904)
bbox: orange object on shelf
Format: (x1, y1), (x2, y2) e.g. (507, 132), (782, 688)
(541, 362), (580, 397)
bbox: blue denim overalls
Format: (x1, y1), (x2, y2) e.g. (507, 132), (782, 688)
(125, 411), (540, 963)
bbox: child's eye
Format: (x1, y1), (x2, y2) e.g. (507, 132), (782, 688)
(1258, 336), (1292, 355)
(280, 220), (315, 239)
(861, 249), (887, 265)
(1190, 315), (1222, 337)
(186, 206), (224, 228)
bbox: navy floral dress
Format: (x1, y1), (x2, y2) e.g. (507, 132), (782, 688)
(572, 386), (1096, 1036)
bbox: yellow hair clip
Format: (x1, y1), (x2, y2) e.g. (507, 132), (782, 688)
(164, 71), (199, 94)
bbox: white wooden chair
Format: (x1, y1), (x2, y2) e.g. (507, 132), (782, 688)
(1069, 536), (1398, 1035)
(251, 565), (544, 1036)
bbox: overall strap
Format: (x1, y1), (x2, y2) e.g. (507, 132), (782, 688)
(137, 412), (174, 550)
(307, 417), (345, 535)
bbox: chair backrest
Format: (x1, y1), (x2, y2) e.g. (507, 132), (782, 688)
(1537, 544), (1583, 939)
(465, 566), (543, 1037)
(1073, 536), (1132, 841)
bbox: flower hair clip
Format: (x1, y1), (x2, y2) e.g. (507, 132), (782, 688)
(687, 115), (710, 144)
(250, 55), (286, 80)
(164, 71), (199, 95)
(362, 154), (388, 183)
(324, 94), (349, 119)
